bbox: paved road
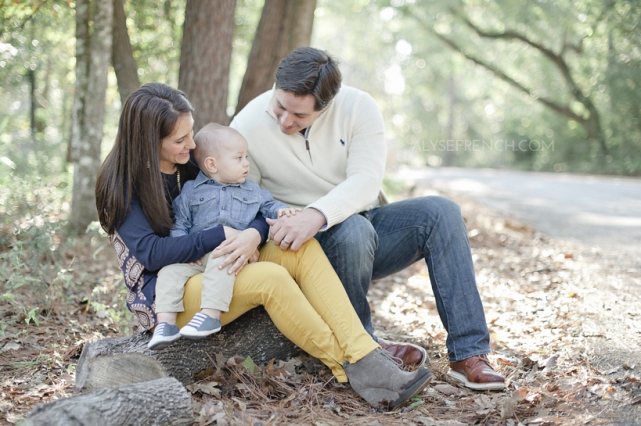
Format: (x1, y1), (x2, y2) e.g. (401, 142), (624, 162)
(396, 167), (641, 268)
(396, 167), (641, 423)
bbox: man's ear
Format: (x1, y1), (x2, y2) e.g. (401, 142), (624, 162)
(204, 156), (217, 174)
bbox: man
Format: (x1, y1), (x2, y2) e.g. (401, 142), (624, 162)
(230, 47), (505, 390)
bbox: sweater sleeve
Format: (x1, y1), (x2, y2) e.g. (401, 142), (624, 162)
(307, 93), (386, 228)
(247, 213), (269, 247)
(117, 197), (226, 272)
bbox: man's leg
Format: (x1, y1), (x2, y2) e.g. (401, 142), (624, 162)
(367, 195), (490, 361)
(366, 196), (504, 389)
(315, 215), (377, 336)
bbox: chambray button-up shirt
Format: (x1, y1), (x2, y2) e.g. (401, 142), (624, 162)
(171, 171), (288, 237)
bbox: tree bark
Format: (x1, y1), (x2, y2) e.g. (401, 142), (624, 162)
(75, 352), (169, 392)
(76, 307), (301, 389)
(24, 377), (194, 426)
(179, 0), (236, 129)
(68, 0), (113, 234)
(112, 0), (140, 102)
(288, 0), (316, 49)
(234, 0), (316, 116)
(67, 0), (89, 164)
(443, 74), (457, 167)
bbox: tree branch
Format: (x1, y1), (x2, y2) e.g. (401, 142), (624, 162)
(0, 1), (46, 37)
(410, 14), (585, 123)
(450, 8), (593, 112)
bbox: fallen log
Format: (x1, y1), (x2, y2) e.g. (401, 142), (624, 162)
(76, 307), (301, 390)
(23, 377), (194, 426)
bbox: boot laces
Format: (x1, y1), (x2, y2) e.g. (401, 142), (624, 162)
(379, 348), (403, 366)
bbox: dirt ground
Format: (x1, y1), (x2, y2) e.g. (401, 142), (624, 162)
(1, 186), (640, 425)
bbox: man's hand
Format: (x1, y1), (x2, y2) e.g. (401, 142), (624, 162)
(266, 208), (326, 251)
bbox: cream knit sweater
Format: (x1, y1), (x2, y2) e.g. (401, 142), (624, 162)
(230, 86), (387, 230)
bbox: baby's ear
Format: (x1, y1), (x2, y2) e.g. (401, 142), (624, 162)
(204, 156), (217, 173)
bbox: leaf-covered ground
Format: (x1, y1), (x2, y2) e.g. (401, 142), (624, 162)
(1, 187), (640, 425)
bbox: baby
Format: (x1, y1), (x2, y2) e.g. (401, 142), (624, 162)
(148, 123), (298, 350)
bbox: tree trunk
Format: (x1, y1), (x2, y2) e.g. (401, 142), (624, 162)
(76, 307), (301, 389)
(287, 0), (316, 49)
(76, 352), (169, 392)
(23, 377), (193, 426)
(68, 0), (113, 234)
(234, 0), (317, 116)
(67, 0), (89, 164)
(112, 0), (140, 102)
(28, 68), (38, 137)
(442, 74), (456, 167)
(179, 0), (236, 130)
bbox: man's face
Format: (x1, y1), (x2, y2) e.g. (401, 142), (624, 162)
(270, 89), (324, 135)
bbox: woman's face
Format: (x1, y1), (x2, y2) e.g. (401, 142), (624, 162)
(159, 113), (195, 174)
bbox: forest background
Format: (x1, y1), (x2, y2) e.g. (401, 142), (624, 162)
(1, 0), (641, 423)
(2, 0), (640, 235)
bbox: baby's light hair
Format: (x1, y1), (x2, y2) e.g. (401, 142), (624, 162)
(193, 123), (242, 170)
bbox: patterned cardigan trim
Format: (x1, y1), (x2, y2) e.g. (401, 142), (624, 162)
(112, 231), (157, 332)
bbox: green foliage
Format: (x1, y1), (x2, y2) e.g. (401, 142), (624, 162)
(0, 1), (75, 175)
(24, 306), (39, 326)
(242, 355), (258, 374)
(314, 0), (641, 175)
(126, 0), (185, 87)
(407, 395), (424, 410)
(0, 169), (72, 323)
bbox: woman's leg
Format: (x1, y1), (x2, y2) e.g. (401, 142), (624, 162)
(178, 261), (372, 382)
(258, 240), (378, 364)
(178, 252), (433, 409)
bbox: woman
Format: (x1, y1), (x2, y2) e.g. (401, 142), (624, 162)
(95, 82), (432, 410)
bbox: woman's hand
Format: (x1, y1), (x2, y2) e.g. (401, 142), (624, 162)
(211, 227), (261, 275)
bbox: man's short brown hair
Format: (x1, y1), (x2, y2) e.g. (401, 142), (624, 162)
(275, 47), (342, 111)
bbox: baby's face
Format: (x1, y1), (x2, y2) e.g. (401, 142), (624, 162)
(214, 135), (250, 184)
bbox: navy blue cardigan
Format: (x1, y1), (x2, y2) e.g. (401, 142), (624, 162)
(112, 174), (269, 332)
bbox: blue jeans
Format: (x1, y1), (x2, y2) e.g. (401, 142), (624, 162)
(314, 196), (490, 362)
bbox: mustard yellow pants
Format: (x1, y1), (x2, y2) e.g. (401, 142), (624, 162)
(175, 239), (379, 382)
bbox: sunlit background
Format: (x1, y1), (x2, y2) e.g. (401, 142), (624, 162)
(1, 0), (640, 185)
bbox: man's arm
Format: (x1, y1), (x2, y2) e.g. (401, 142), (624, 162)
(306, 92), (386, 228)
(268, 91), (386, 249)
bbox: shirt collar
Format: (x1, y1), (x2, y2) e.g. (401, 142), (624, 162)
(193, 171), (253, 190)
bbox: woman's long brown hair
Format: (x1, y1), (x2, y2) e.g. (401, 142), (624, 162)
(95, 83), (194, 236)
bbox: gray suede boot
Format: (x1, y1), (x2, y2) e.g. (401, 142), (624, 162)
(343, 348), (433, 410)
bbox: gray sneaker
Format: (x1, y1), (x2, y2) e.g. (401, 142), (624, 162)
(148, 322), (181, 350)
(343, 348), (433, 410)
(179, 313), (222, 339)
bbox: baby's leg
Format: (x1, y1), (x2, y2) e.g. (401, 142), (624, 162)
(179, 256), (232, 339)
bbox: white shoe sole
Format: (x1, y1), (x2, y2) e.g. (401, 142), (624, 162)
(447, 369), (506, 390)
(148, 334), (181, 350)
(179, 325), (222, 339)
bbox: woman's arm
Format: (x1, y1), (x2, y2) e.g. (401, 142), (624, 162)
(246, 213), (269, 247)
(117, 197), (226, 271)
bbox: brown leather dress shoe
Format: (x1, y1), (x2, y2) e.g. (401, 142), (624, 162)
(377, 338), (427, 369)
(448, 354), (505, 390)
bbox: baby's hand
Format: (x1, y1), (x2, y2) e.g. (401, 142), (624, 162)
(277, 207), (303, 218)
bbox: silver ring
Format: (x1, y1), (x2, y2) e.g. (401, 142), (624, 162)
(239, 255), (245, 260)
(282, 239), (291, 245)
